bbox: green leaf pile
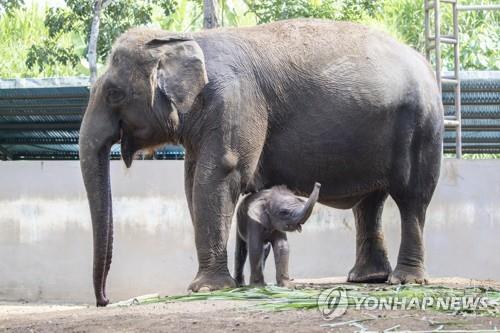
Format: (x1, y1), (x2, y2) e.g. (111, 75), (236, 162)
(118, 284), (500, 317)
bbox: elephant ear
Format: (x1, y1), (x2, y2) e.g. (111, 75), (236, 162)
(147, 35), (208, 114)
(247, 197), (271, 229)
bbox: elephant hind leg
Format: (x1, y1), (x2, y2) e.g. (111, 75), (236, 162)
(388, 202), (428, 284)
(348, 190), (392, 283)
(389, 178), (436, 284)
(388, 119), (441, 284)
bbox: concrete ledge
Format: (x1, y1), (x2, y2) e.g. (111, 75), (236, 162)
(0, 159), (499, 303)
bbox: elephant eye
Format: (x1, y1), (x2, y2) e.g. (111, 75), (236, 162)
(106, 87), (126, 106)
(279, 209), (290, 216)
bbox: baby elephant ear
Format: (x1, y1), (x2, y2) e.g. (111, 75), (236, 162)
(247, 198), (269, 227)
(148, 35), (208, 114)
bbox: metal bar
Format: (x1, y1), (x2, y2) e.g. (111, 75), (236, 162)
(0, 137), (79, 144)
(441, 37), (458, 44)
(0, 145), (12, 160)
(444, 119), (460, 127)
(444, 105), (500, 119)
(444, 137), (500, 144)
(444, 144), (500, 148)
(426, 37), (457, 51)
(425, 1), (435, 10)
(0, 92), (88, 100)
(428, 35), (457, 42)
(444, 146), (500, 152)
(434, 0), (442, 93)
(453, 1), (462, 158)
(457, 4), (500, 11)
(0, 109), (83, 116)
(441, 0), (457, 3)
(460, 126), (500, 131)
(442, 78), (459, 85)
(0, 122), (81, 130)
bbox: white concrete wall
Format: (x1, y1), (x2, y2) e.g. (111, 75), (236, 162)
(0, 159), (499, 304)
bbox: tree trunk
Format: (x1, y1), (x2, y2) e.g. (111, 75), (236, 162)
(88, 0), (104, 84)
(203, 0), (219, 29)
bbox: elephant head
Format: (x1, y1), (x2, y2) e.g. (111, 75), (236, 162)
(248, 183), (321, 232)
(79, 28), (208, 306)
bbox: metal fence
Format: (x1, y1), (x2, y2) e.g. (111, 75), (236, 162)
(424, 0), (500, 157)
(0, 73), (499, 160)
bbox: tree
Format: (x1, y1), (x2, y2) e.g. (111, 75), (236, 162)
(203, 0), (219, 28)
(87, 0), (111, 83)
(244, 0), (381, 24)
(26, 0), (178, 78)
(0, 0), (23, 16)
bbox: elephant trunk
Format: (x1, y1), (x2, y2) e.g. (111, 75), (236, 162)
(295, 182), (321, 226)
(79, 99), (120, 307)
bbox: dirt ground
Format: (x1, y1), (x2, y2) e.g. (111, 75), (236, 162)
(1, 277), (499, 333)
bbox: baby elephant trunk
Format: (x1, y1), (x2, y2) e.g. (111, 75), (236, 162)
(295, 182), (321, 226)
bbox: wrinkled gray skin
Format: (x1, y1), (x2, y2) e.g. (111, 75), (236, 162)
(234, 183), (321, 287)
(79, 19), (443, 307)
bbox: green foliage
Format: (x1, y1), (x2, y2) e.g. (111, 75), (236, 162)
(0, 0), (498, 78)
(0, 0), (23, 16)
(0, 3), (85, 77)
(153, 0), (203, 32)
(25, 0), (178, 73)
(245, 0), (380, 24)
(115, 284), (500, 317)
(378, 0), (500, 71)
(456, 8), (499, 70)
(375, 0), (425, 52)
(26, 39), (80, 71)
(245, 0), (499, 71)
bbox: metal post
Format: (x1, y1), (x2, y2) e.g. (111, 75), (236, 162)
(434, 0), (442, 93)
(452, 1), (462, 158)
(450, 2), (500, 156)
(425, 0), (462, 158)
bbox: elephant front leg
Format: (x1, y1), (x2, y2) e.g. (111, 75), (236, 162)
(272, 233), (292, 288)
(187, 163), (240, 292)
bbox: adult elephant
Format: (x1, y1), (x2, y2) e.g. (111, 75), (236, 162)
(79, 19), (443, 306)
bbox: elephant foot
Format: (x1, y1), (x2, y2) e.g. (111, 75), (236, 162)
(188, 271), (236, 292)
(277, 279), (295, 289)
(235, 275), (245, 287)
(96, 296), (109, 307)
(387, 265), (427, 285)
(348, 259), (392, 283)
(249, 276), (266, 287)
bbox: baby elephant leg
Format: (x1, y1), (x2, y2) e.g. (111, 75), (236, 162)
(272, 233), (291, 287)
(248, 232), (266, 286)
(234, 234), (248, 286)
(262, 242), (271, 269)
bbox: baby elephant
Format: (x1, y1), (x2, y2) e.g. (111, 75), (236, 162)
(234, 183), (321, 287)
